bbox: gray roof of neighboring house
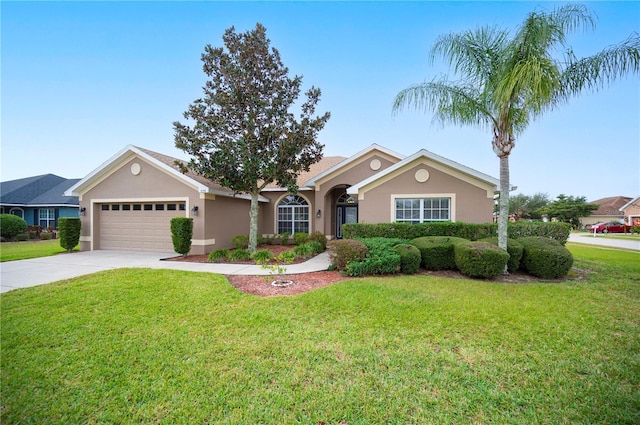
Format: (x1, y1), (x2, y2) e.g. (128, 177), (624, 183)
(0, 174), (80, 206)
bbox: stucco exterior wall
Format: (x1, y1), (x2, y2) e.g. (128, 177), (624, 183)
(623, 201), (640, 226)
(312, 153), (398, 236)
(356, 163), (494, 224)
(201, 194), (254, 251)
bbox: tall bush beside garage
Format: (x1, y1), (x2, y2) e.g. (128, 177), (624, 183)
(170, 217), (193, 257)
(58, 217), (81, 253)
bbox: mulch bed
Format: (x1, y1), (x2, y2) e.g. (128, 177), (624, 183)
(166, 245), (586, 297)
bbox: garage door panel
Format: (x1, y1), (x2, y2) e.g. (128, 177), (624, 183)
(98, 202), (184, 252)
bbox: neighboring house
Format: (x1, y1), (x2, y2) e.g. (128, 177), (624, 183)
(620, 196), (640, 227)
(581, 196), (632, 227)
(65, 144), (499, 254)
(0, 174), (80, 228)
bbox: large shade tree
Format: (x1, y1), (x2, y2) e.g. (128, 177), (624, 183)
(174, 23), (330, 252)
(393, 4), (639, 254)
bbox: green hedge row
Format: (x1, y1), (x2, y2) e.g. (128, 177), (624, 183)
(342, 222), (571, 244)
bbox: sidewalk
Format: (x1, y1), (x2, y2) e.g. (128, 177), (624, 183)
(0, 251), (331, 293)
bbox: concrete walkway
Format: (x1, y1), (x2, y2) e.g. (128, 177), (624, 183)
(567, 232), (640, 251)
(0, 250), (331, 293)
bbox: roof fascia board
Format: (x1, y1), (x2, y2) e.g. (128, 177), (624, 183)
(348, 150), (499, 199)
(65, 145), (212, 197)
(305, 144), (405, 188)
(619, 196), (640, 211)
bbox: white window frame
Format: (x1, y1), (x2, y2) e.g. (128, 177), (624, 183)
(391, 193), (456, 223)
(39, 208), (56, 228)
(9, 208), (24, 219)
(276, 194), (310, 235)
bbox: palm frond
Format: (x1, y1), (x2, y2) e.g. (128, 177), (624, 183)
(560, 32), (640, 98)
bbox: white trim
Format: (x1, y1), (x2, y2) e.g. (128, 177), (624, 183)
(65, 145), (220, 197)
(305, 143), (405, 187)
(79, 236), (92, 242)
(9, 207), (24, 219)
(0, 204), (79, 208)
(192, 239), (216, 246)
(390, 193), (457, 222)
(274, 192), (312, 235)
(620, 196), (640, 211)
(348, 149), (499, 198)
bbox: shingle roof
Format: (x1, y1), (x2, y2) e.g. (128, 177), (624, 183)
(589, 196), (632, 216)
(263, 156), (347, 189)
(0, 174), (79, 206)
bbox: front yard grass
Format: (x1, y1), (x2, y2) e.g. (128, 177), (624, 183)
(1, 246), (638, 424)
(0, 239), (78, 262)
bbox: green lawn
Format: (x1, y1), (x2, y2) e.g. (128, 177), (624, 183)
(0, 239), (78, 262)
(1, 246), (638, 424)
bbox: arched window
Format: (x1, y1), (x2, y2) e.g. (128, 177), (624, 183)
(9, 208), (24, 219)
(277, 195), (309, 235)
(337, 192), (357, 204)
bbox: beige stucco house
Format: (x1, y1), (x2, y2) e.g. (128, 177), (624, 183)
(581, 196), (632, 227)
(65, 144), (499, 254)
(620, 196), (640, 227)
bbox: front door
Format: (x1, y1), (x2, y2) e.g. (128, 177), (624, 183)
(336, 205), (358, 239)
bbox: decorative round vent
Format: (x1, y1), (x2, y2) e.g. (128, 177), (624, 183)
(370, 159), (381, 170)
(131, 163), (141, 176)
(415, 168), (430, 183)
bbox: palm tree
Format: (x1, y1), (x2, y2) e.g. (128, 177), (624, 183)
(393, 4), (639, 254)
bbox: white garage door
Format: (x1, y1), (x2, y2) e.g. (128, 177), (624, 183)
(98, 202), (186, 252)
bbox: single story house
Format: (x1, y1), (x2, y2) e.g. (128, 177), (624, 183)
(620, 196), (640, 227)
(0, 174), (80, 228)
(65, 144), (500, 254)
(581, 196), (632, 227)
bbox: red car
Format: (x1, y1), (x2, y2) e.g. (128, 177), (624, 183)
(590, 222), (632, 233)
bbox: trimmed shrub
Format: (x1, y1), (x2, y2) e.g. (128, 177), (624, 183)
(40, 232), (53, 241)
(308, 231), (328, 250)
(342, 221), (571, 244)
(58, 217), (81, 253)
(16, 233), (30, 241)
(344, 238), (405, 277)
(454, 241), (510, 278)
(393, 243), (421, 274)
(411, 236), (469, 270)
(252, 249), (274, 264)
(208, 249), (229, 262)
(479, 237), (524, 272)
(328, 239), (368, 271)
(228, 248), (251, 261)
(0, 214), (27, 240)
(519, 237), (574, 279)
(293, 232), (309, 246)
(279, 232), (292, 246)
(170, 217), (193, 257)
(232, 235), (249, 250)
(292, 242), (320, 259)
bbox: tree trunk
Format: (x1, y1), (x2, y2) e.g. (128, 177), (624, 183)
(249, 191), (260, 253)
(498, 154), (510, 253)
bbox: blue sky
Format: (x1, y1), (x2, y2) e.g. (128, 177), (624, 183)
(2, 1), (639, 202)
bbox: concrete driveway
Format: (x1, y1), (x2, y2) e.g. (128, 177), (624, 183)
(0, 250), (331, 293)
(567, 232), (640, 251)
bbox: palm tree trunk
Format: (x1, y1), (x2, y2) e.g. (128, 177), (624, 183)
(498, 154), (510, 253)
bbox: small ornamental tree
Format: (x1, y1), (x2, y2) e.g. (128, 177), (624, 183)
(174, 23), (330, 252)
(0, 214), (27, 240)
(58, 217), (81, 253)
(170, 217), (193, 257)
(540, 194), (599, 228)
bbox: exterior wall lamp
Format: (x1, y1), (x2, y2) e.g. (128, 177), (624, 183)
(80, 207), (86, 216)
(191, 206), (199, 216)
(316, 209), (321, 218)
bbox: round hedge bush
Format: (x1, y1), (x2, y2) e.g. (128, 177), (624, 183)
(0, 214), (27, 240)
(479, 237), (524, 272)
(454, 241), (510, 278)
(519, 237), (574, 279)
(328, 239), (368, 271)
(393, 243), (421, 274)
(410, 236), (469, 270)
